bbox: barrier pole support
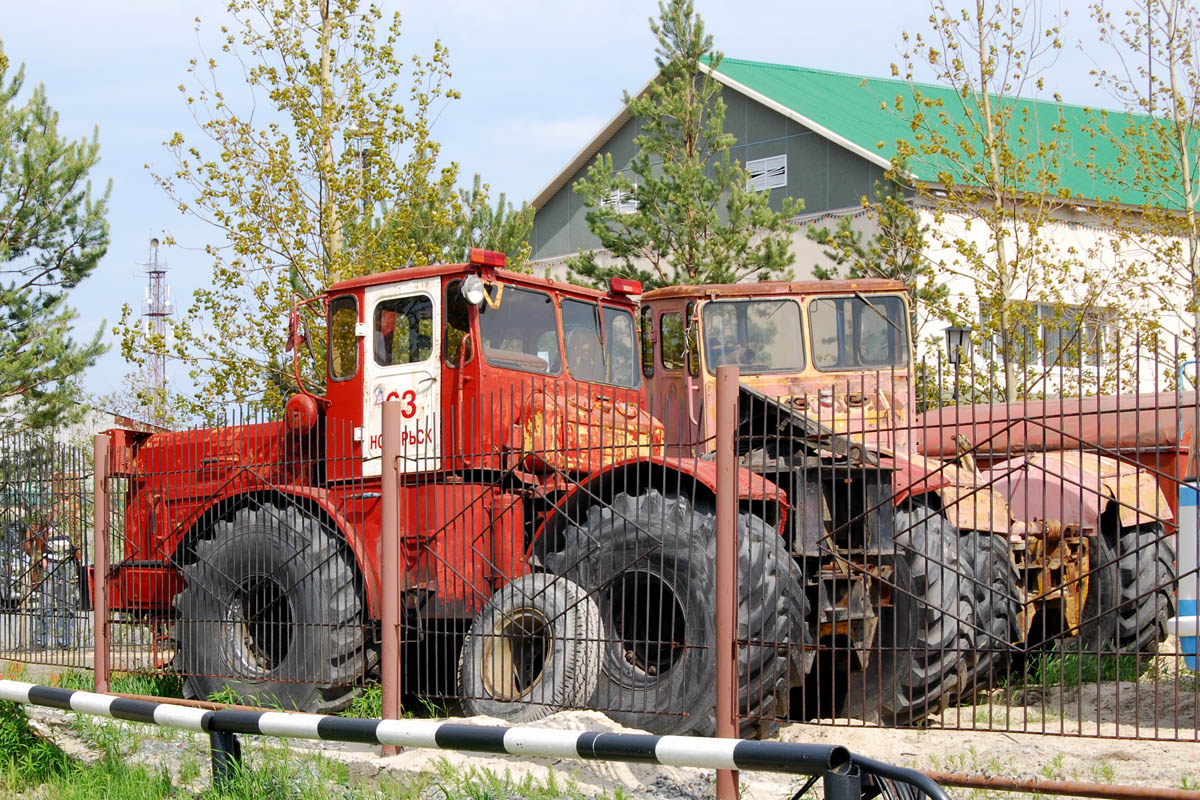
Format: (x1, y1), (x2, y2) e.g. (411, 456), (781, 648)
(381, 401), (402, 756)
(714, 365), (740, 800)
(822, 764), (862, 800)
(209, 729), (242, 792)
(92, 434), (110, 693)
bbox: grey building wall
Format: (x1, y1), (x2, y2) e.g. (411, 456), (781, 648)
(529, 87), (890, 263)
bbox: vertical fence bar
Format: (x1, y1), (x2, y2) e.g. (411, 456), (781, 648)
(714, 364), (739, 800)
(381, 401), (402, 755)
(91, 433), (109, 693)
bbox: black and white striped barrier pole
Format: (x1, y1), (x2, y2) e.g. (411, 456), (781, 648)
(0, 681), (949, 800)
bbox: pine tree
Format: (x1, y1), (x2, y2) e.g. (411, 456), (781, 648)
(806, 163), (948, 337)
(568, 0), (800, 290)
(0, 44), (109, 431)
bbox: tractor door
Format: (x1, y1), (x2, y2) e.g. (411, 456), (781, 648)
(362, 278), (442, 476)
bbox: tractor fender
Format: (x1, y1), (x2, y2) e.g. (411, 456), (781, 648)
(889, 453), (1011, 534)
(982, 452), (1171, 534)
(531, 454), (789, 551)
(172, 485), (381, 618)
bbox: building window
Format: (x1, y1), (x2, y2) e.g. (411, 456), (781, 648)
(603, 186), (638, 215)
(746, 155), (787, 192)
(982, 302), (1115, 368)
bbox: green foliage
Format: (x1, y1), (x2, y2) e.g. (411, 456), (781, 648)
(807, 160), (947, 334)
(1089, 2), (1200, 347)
(51, 669), (184, 698)
(568, 0), (800, 290)
(0, 43), (110, 431)
(0, 700), (72, 786)
(116, 1), (530, 420)
(340, 686), (381, 718)
(400, 173), (535, 272)
(1021, 651), (1147, 690)
(893, 2), (1141, 402)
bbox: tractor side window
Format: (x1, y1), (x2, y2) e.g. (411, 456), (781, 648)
(660, 312), (685, 371)
(374, 295), (433, 366)
(639, 306), (654, 378)
(444, 280), (473, 367)
(328, 295), (358, 381)
(603, 306), (639, 388)
(479, 286), (562, 374)
(563, 299), (606, 383)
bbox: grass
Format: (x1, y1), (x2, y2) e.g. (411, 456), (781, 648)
(0, 700), (72, 787)
(49, 669), (184, 698)
(1012, 651), (1148, 691)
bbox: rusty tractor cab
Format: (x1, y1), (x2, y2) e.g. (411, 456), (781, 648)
(101, 250), (806, 738)
(641, 279), (1021, 723)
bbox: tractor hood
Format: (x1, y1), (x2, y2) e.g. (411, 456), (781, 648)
(735, 372), (912, 456)
(514, 389), (665, 474)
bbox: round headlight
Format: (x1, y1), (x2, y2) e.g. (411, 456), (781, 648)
(462, 275), (486, 306)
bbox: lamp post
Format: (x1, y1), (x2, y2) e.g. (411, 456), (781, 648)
(944, 326), (972, 404)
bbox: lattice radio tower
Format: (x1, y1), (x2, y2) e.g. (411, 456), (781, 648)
(141, 238), (173, 391)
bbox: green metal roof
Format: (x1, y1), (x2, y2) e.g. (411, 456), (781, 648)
(708, 57), (1151, 207)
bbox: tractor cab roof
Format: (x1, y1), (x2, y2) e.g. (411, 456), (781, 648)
(326, 262), (634, 308)
(642, 278), (907, 302)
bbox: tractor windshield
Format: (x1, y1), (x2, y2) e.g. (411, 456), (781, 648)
(701, 299), (805, 374)
(808, 294), (910, 371)
(479, 285), (563, 374)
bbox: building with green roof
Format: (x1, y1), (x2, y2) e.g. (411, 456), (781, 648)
(528, 56), (1183, 375)
(529, 56), (1149, 265)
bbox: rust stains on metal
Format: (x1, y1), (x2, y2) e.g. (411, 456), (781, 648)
(925, 770), (1200, 800)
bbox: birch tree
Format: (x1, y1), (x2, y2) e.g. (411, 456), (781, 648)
(1089, 0), (1200, 355)
(117, 0), (469, 419)
(894, 0), (1122, 402)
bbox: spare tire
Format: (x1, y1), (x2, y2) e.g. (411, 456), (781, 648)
(543, 489), (808, 738)
(874, 504), (976, 724)
(458, 573), (602, 723)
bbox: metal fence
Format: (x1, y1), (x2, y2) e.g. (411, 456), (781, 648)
(1, 351), (1196, 744)
(0, 431), (92, 666)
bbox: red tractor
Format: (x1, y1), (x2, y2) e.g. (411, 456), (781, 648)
(99, 250), (805, 737)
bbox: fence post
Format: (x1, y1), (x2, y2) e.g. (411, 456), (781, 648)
(380, 401), (402, 756)
(91, 434), (110, 693)
(714, 365), (739, 800)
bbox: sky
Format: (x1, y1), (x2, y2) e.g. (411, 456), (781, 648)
(2, 0), (1122, 406)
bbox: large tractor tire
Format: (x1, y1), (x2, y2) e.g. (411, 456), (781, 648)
(1112, 522), (1176, 656)
(175, 504), (366, 712)
(962, 531), (1023, 691)
(874, 504), (977, 725)
(542, 489), (809, 739)
(458, 573), (602, 723)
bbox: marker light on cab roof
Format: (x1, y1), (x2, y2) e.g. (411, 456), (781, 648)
(608, 277), (643, 295)
(468, 248), (506, 268)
